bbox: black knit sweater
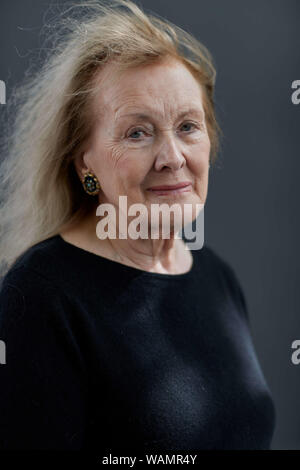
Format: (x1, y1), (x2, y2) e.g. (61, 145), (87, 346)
(0, 234), (276, 450)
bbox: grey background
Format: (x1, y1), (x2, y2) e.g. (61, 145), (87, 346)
(0, 0), (299, 450)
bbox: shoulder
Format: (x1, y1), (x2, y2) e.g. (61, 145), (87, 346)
(0, 251), (83, 373)
(0, 235), (77, 302)
(0, 235), (88, 366)
(190, 242), (235, 280)
(200, 243), (250, 324)
(1, 235), (62, 296)
(199, 243), (235, 275)
(1, 235), (62, 283)
(0, 238), (69, 334)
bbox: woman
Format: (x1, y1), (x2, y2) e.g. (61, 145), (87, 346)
(0, 0), (276, 450)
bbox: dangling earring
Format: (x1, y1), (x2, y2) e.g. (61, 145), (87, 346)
(81, 171), (100, 196)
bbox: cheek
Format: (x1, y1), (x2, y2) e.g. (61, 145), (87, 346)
(114, 151), (152, 187)
(189, 139), (211, 174)
(90, 142), (128, 184)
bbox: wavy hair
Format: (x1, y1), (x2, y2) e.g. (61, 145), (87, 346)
(0, 0), (221, 277)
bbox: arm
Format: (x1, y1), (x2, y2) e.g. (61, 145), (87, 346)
(0, 268), (88, 450)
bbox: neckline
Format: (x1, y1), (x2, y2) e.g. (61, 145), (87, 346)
(54, 233), (196, 280)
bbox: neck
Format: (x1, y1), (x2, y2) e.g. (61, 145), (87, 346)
(74, 208), (191, 275)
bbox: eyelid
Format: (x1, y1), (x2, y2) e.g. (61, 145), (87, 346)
(183, 119), (204, 126)
(179, 120), (204, 132)
(126, 126), (149, 138)
(126, 120), (203, 139)
(181, 120), (198, 127)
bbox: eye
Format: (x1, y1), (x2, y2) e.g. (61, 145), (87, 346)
(179, 121), (199, 133)
(127, 128), (147, 140)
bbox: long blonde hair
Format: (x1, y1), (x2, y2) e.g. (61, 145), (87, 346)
(0, 0), (221, 277)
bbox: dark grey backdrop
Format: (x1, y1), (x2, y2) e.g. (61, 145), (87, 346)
(0, 0), (299, 450)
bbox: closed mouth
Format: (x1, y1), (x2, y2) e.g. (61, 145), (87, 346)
(147, 182), (192, 191)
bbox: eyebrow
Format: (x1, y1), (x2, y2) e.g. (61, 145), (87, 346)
(115, 107), (205, 122)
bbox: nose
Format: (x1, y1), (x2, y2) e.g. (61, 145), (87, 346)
(154, 132), (186, 171)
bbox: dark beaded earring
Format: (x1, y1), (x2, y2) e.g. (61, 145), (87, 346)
(81, 171), (100, 196)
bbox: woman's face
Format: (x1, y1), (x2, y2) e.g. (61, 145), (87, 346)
(79, 58), (211, 235)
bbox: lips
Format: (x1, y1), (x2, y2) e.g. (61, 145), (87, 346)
(147, 182), (192, 191)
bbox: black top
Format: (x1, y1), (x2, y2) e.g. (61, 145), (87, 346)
(0, 234), (276, 451)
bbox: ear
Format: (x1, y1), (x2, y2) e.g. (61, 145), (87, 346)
(74, 150), (91, 180)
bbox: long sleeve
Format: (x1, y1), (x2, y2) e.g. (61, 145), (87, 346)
(0, 267), (88, 450)
(0, 235), (276, 450)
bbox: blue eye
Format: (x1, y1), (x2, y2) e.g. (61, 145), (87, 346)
(127, 122), (199, 140)
(128, 128), (145, 139)
(180, 122), (197, 132)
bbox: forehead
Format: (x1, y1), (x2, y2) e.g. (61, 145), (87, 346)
(92, 59), (204, 121)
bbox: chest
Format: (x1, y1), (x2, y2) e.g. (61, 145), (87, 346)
(85, 280), (276, 450)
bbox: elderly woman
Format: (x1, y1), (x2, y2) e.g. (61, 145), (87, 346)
(0, 0), (275, 451)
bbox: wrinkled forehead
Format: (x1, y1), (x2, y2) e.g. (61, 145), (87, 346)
(90, 58), (204, 124)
